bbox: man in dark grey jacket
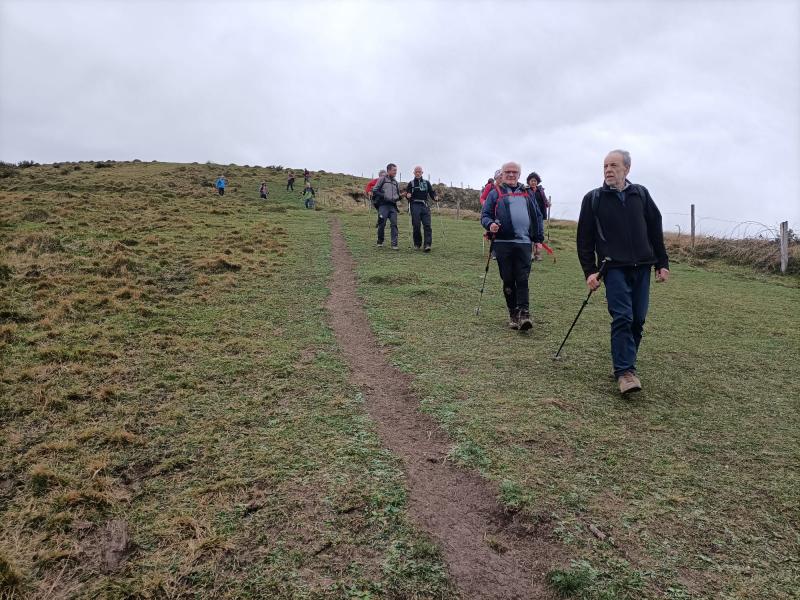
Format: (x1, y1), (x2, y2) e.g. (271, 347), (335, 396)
(373, 163), (402, 249)
(576, 149), (670, 395)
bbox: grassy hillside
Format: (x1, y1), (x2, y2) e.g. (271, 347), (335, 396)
(1, 162), (453, 599)
(2, 161), (798, 599)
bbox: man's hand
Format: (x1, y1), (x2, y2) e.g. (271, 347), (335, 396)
(489, 223), (500, 233)
(656, 268), (670, 283)
(586, 272), (602, 291)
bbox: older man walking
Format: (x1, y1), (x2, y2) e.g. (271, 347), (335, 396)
(481, 161), (544, 331)
(405, 166), (437, 251)
(576, 149), (670, 394)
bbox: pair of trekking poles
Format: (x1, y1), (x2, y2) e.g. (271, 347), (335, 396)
(475, 235), (609, 359)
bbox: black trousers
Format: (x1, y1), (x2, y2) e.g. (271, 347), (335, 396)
(493, 242), (532, 314)
(286, 180), (294, 191)
(410, 202), (432, 247)
(377, 204), (399, 246)
(217, 188), (225, 196)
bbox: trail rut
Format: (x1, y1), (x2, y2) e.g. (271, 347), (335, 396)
(325, 218), (563, 599)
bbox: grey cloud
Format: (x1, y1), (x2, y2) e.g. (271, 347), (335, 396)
(1, 0), (797, 233)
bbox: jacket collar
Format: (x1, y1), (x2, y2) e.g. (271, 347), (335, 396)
(602, 179), (632, 192)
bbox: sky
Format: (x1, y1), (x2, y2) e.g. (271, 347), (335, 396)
(1, 0), (798, 235)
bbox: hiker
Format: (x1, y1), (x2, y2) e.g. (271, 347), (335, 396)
(405, 166), (437, 251)
(526, 172), (551, 261)
(480, 161), (544, 330)
(286, 170), (295, 191)
(365, 169), (386, 204)
(576, 149), (670, 394)
(480, 170), (502, 206)
(372, 163), (402, 249)
(302, 181), (316, 209)
(303, 168), (310, 183)
(259, 181), (269, 199)
(215, 175), (227, 196)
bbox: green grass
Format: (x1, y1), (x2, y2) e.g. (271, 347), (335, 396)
(2, 160), (798, 599)
(0, 162), (452, 598)
(336, 212), (800, 599)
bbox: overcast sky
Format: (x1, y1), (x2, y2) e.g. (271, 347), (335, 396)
(1, 0), (798, 235)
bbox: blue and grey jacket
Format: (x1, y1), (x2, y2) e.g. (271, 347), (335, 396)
(481, 183), (544, 243)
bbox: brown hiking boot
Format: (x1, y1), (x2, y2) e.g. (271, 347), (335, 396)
(617, 371), (642, 394)
(508, 311), (520, 330)
(518, 310), (533, 331)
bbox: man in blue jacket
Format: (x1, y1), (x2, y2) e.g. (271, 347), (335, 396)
(215, 175), (227, 196)
(576, 149), (670, 394)
(481, 161), (544, 331)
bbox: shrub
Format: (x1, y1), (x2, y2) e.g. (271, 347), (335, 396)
(95, 161), (113, 169)
(0, 161), (16, 179)
(17, 160), (38, 168)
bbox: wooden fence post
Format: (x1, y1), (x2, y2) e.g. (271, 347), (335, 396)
(690, 204), (696, 249)
(780, 221), (789, 274)
(456, 199), (460, 220)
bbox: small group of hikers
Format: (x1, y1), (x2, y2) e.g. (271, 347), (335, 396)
(286, 169), (315, 208)
(218, 170), (315, 208)
(286, 168), (311, 192)
(366, 164), (437, 251)
(479, 150), (669, 394)
(365, 150), (669, 395)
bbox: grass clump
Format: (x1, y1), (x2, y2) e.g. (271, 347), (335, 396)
(0, 554), (22, 592)
(548, 560), (597, 597)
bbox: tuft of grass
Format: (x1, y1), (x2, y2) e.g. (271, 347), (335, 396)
(0, 554), (22, 591)
(29, 464), (60, 495)
(547, 560), (597, 597)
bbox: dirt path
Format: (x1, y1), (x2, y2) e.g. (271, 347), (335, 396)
(326, 218), (563, 600)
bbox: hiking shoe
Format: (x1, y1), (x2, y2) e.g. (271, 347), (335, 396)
(423, 246), (431, 252)
(414, 245), (421, 250)
(617, 371), (642, 394)
(391, 245), (399, 250)
(518, 310), (533, 331)
(376, 242), (384, 248)
(508, 311), (520, 330)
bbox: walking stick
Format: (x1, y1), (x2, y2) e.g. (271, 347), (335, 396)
(546, 196), (552, 243)
(553, 258), (610, 360)
(475, 236), (496, 316)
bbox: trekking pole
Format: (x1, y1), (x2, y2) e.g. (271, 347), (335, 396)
(553, 258), (610, 360)
(408, 199), (414, 248)
(475, 235), (496, 316)
(546, 196), (552, 243)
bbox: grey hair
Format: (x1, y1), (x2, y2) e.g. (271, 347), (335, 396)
(378, 170), (387, 177)
(608, 149), (631, 168)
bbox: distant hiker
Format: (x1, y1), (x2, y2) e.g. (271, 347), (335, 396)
(259, 181), (269, 199)
(526, 172), (551, 261)
(480, 170), (502, 206)
(366, 169), (387, 206)
(303, 168), (310, 183)
(372, 163), (402, 249)
(480, 161), (543, 331)
(302, 181), (316, 209)
(286, 171), (295, 191)
(215, 175), (227, 196)
(576, 149), (670, 395)
(405, 166), (437, 251)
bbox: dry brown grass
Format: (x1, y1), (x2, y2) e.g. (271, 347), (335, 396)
(665, 231), (799, 274)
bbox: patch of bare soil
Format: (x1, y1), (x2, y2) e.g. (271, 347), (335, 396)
(326, 218), (563, 600)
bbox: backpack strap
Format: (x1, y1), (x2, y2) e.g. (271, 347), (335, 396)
(591, 189), (607, 242)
